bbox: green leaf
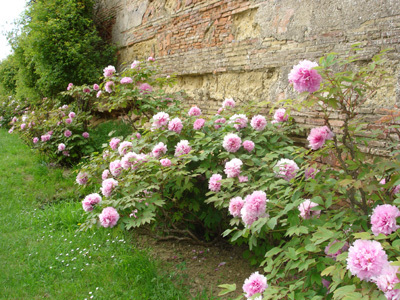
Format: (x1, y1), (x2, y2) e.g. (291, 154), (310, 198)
(311, 227), (335, 245)
(352, 232), (372, 240)
(321, 265), (336, 276)
(218, 284), (236, 296)
(333, 285), (356, 299)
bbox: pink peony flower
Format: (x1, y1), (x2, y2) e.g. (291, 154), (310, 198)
(100, 178), (118, 197)
(347, 239), (389, 281)
(174, 140), (191, 157)
(208, 174), (223, 192)
(82, 132), (89, 139)
(229, 114), (248, 130)
(288, 60), (322, 93)
(160, 158), (172, 167)
(168, 118), (183, 134)
(242, 272), (268, 298)
(103, 150), (110, 159)
(152, 142), (168, 158)
(147, 56), (155, 62)
(82, 193), (102, 212)
(393, 185), (400, 195)
(67, 83), (73, 90)
(68, 112), (76, 118)
(41, 134), (51, 142)
(298, 199), (321, 219)
(222, 98), (235, 108)
(325, 240), (349, 260)
(188, 106), (202, 116)
(105, 81), (114, 93)
(307, 126), (334, 150)
(131, 60), (140, 69)
(135, 133), (141, 139)
(62, 151), (69, 156)
(193, 118), (205, 130)
(217, 107), (224, 115)
(139, 83), (153, 94)
(58, 143), (66, 151)
(8, 127), (14, 134)
(93, 84), (99, 91)
(121, 152), (138, 170)
(371, 204), (400, 236)
(76, 172), (89, 185)
(83, 87), (91, 93)
(102, 169), (110, 180)
(120, 77), (133, 84)
(239, 176), (249, 183)
(110, 160), (123, 177)
(241, 191), (268, 226)
(64, 130), (72, 138)
(109, 138), (121, 150)
(103, 65), (116, 78)
(305, 167), (319, 179)
(118, 141), (133, 156)
(224, 158), (243, 178)
(229, 197), (245, 217)
(243, 140), (255, 152)
(99, 207), (120, 228)
(152, 112), (170, 129)
(20, 123), (26, 130)
(250, 115), (267, 131)
(274, 158), (299, 181)
(33, 137), (39, 144)
(374, 264), (400, 300)
(273, 108), (288, 122)
(223, 133), (242, 153)
(65, 118), (72, 124)
(214, 118), (226, 129)
(96, 91), (102, 98)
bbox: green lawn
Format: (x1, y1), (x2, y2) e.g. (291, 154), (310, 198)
(0, 129), (194, 299)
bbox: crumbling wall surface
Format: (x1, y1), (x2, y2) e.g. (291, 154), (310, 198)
(95, 0), (400, 153)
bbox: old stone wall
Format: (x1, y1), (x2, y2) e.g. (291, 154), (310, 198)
(94, 0), (400, 154)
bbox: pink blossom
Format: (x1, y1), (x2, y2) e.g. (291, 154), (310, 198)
(109, 138), (121, 150)
(82, 193), (102, 212)
(208, 174), (223, 192)
(103, 65), (116, 78)
(188, 106), (202, 116)
(58, 143), (66, 151)
(62, 151), (69, 156)
(239, 176), (249, 183)
(160, 158), (172, 167)
(68, 112), (76, 118)
(229, 197), (244, 217)
(288, 60), (322, 93)
(168, 118), (183, 134)
(99, 207), (120, 228)
(121, 152), (138, 169)
(11, 117), (17, 123)
(325, 240), (349, 260)
(273, 108), (288, 122)
(393, 185), (400, 195)
(174, 140), (191, 157)
(131, 60), (140, 69)
(193, 118), (205, 130)
(347, 239), (389, 281)
(222, 98), (235, 108)
(224, 158), (243, 178)
(229, 114), (248, 130)
(83, 87), (91, 93)
(223, 133), (242, 153)
(152, 142), (168, 158)
(110, 160), (123, 177)
(274, 158), (299, 181)
(96, 91), (102, 98)
(67, 83), (73, 90)
(152, 112), (170, 129)
(120, 77), (133, 84)
(250, 115), (267, 131)
(298, 199), (321, 219)
(242, 272), (268, 298)
(76, 172), (89, 185)
(243, 140), (255, 152)
(93, 84), (99, 91)
(100, 178), (118, 197)
(136, 133), (141, 139)
(214, 118), (226, 129)
(33, 137), (39, 144)
(65, 118), (72, 124)
(147, 56), (155, 62)
(20, 123), (26, 130)
(305, 167), (319, 179)
(374, 264), (400, 300)
(371, 204), (400, 236)
(103, 150), (110, 159)
(41, 134), (51, 142)
(241, 191), (268, 226)
(307, 126), (334, 150)
(118, 141), (133, 156)
(105, 81), (114, 93)
(217, 107), (224, 115)
(64, 130), (72, 138)
(8, 127), (13, 134)
(82, 132), (89, 138)
(139, 83), (153, 94)
(102, 169), (110, 180)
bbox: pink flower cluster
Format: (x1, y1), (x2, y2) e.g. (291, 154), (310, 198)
(103, 65), (116, 78)
(298, 199), (321, 219)
(241, 191), (268, 226)
(118, 141), (133, 156)
(105, 81), (114, 93)
(222, 98), (235, 108)
(58, 143), (66, 151)
(273, 108), (288, 122)
(109, 138), (121, 150)
(374, 265), (400, 300)
(139, 83), (152, 94)
(229, 114), (248, 130)
(214, 118), (226, 129)
(99, 207), (119, 228)
(193, 118), (205, 130)
(101, 178), (118, 197)
(229, 197), (244, 217)
(242, 271), (268, 298)
(224, 158), (243, 178)
(152, 142), (167, 158)
(110, 160), (123, 177)
(160, 158), (172, 167)
(274, 158), (299, 181)
(208, 174), (222, 192)
(64, 130), (72, 137)
(371, 204), (400, 236)
(102, 169), (110, 180)
(307, 126), (334, 150)
(288, 60), (322, 93)
(82, 132), (89, 139)
(305, 166), (319, 179)
(174, 140), (191, 157)
(243, 140), (255, 152)
(188, 106), (202, 116)
(152, 112), (170, 129)
(223, 133), (242, 153)
(168, 118), (183, 134)
(121, 152), (138, 170)
(76, 172), (89, 185)
(120, 77), (133, 84)
(131, 60), (140, 69)
(41, 134), (51, 142)
(82, 193), (102, 212)
(250, 115), (267, 131)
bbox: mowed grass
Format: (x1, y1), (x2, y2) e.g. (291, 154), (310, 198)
(0, 129), (193, 300)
